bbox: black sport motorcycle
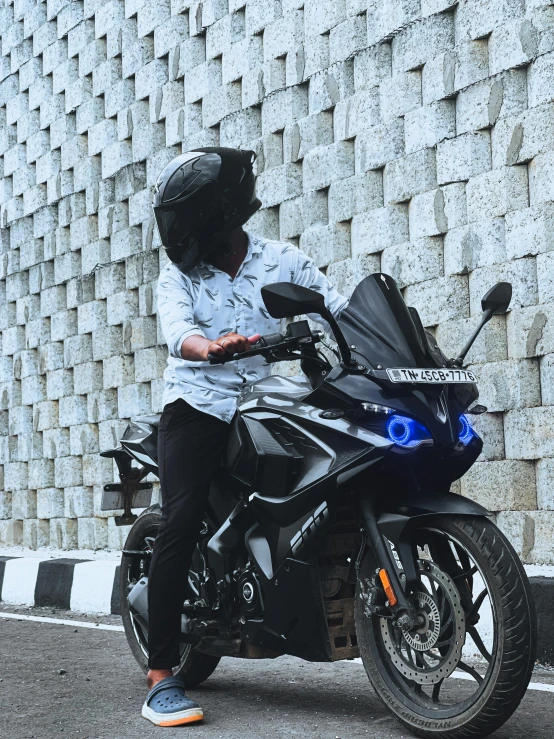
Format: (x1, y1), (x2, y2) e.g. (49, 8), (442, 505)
(101, 274), (536, 738)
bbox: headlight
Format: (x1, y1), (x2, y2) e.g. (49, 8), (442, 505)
(386, 414), (433, 448)
(458, 414), (475, 444)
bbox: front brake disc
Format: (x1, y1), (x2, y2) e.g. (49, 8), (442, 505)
(379, 561), (466, 685)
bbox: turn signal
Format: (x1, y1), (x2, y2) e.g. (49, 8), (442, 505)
(379, 569), (398, 607)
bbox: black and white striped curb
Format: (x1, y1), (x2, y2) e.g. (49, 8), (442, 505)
(1, 557), (554, 665)
(0, 556), (121, 615)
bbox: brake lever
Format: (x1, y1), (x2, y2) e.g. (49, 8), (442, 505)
(208, 337), (302, 365)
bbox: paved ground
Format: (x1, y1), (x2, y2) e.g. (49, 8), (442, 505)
(2, 607), (554, 739)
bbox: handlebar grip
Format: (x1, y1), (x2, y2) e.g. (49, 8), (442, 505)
(207, 353), (228, 365)
(258, 332), (285, 347)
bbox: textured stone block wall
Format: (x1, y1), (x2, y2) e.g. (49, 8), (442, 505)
(1, 0), (554, 558)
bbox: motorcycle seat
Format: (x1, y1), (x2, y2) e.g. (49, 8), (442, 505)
(136, 414), (162, 430)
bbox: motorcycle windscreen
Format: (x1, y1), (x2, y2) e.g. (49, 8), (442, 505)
(338, 273), (442, 370)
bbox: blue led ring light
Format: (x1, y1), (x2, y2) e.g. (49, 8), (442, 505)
(458, 415), (474, 444)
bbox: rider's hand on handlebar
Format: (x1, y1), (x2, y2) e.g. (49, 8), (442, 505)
(203, 332), (261, 360)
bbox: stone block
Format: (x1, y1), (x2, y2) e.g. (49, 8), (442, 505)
(367, 0), (421, 44)
(21, 375), (46, 406)
(28, 457), (55, 490)
(46, 368), (73, 400)
(492, 103), (554, 169)
(129, 316), (158, 352)
(422, 50), (455, 106)
(379, 70), (422, 122)
(333, 89), (381, 142)
(529, 150), (554, 206)
(529, 511), (554, 564)
(299, 223), (350, 269)
(304, 0), (345, 36)
(436, 131), (491, 184)
(409, 189), (448, 240)
(404, 100), (456, 155)
(69, 423), (99, 456)
(134, 347), (167, 383)
(12, 489), (37, 520)
(536, 457), (554, 510)
(461, 459), (537, 511)
(488, 19), (540, 76)
(536, 252), (554, 304)
(329, 14), (366, 65)
(77, 516), (108, 550)
(205, 9), (243, 61)
(328, 171), (383, 224)
(505, 407), (554, 459)
(507, 303), (554, 359)
(466, 165), (528, 222)
(351, 205), (409, 256)
(381, 236), (444, 288)
(87, 389), (118, 423)
(403, 275), (469, 326)
(353, 44), (392, 91)
(469, 258), (537, 315)
(444, 219), (507, 275)
(58, 395), (88, 428)
(326, 254), (382, 299)
(384, 148), (437, 204)
(255, 163), (302, 208)
(456, 69), (527, 136)
(3, 461), (28, 492)
(37, 487), (64, 519)
(54, 455), (83, 488)
(469, 358), (540, 412)
(50, 517), (78, 550)
(118, 382), (152, 418)
(454, 38), (489, 90)
(354, 120), (404, 173)
(308, 62), (354, 116)
(302, 141), (354, 192)
(64, 486), (94, 518)
(505, 202), (554, 260)
(471, 412), (505, 461)
(261, 86), (309, 135)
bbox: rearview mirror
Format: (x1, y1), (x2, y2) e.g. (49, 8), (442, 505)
(261, 282), (327, 319)
(481, 282), (512, 316)
(260, 282), (356, 368)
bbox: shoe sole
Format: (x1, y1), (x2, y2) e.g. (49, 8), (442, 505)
(142, 704), (204, 727)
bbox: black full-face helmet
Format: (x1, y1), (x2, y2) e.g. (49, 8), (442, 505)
(153, 147), (262, 273)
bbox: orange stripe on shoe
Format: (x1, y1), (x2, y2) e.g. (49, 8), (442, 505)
(158, 714), (204, 727)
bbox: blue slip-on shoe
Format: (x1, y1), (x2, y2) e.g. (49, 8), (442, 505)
(142, 676), (204, 727)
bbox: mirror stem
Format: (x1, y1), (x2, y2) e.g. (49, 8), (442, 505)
(452, 308), (495, 367)
(324, 312), (355, 368)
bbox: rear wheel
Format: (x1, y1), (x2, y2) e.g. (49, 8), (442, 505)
(355, 515), (536, 738)
(119, 507), (220, 688)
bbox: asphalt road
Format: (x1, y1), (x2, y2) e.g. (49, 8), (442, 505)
(1, 608), (554, 739)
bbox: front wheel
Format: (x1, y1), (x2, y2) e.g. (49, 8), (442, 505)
(119, 507), (220, 688)
(355, 515), (536, 739)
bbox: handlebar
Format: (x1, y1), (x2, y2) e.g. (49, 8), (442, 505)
(208, 327), (322, 365)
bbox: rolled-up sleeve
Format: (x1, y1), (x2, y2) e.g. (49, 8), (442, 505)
(157, 265), (206, 359)
(291, 248), (349, 330)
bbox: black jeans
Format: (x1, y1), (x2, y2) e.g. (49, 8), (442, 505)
(147, 399), (231, 669)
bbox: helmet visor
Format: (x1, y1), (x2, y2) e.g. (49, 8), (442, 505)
(154, 181), (219, 250)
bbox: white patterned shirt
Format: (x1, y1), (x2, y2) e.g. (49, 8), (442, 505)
(157, 232), (348, 423)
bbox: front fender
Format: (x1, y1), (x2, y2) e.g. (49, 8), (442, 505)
(381, 491), (489, 522)
(373, 492), (489, 591)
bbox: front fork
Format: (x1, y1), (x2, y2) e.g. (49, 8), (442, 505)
(357, 495), (420, 631)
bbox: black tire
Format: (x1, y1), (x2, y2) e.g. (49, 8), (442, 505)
(355, 515), (536, 739)
(119, 506), (221, 688)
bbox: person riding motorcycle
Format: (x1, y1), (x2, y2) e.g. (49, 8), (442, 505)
(142, 147), (348, 727)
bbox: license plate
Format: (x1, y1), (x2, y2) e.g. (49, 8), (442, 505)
(386, 368), (477, 384)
